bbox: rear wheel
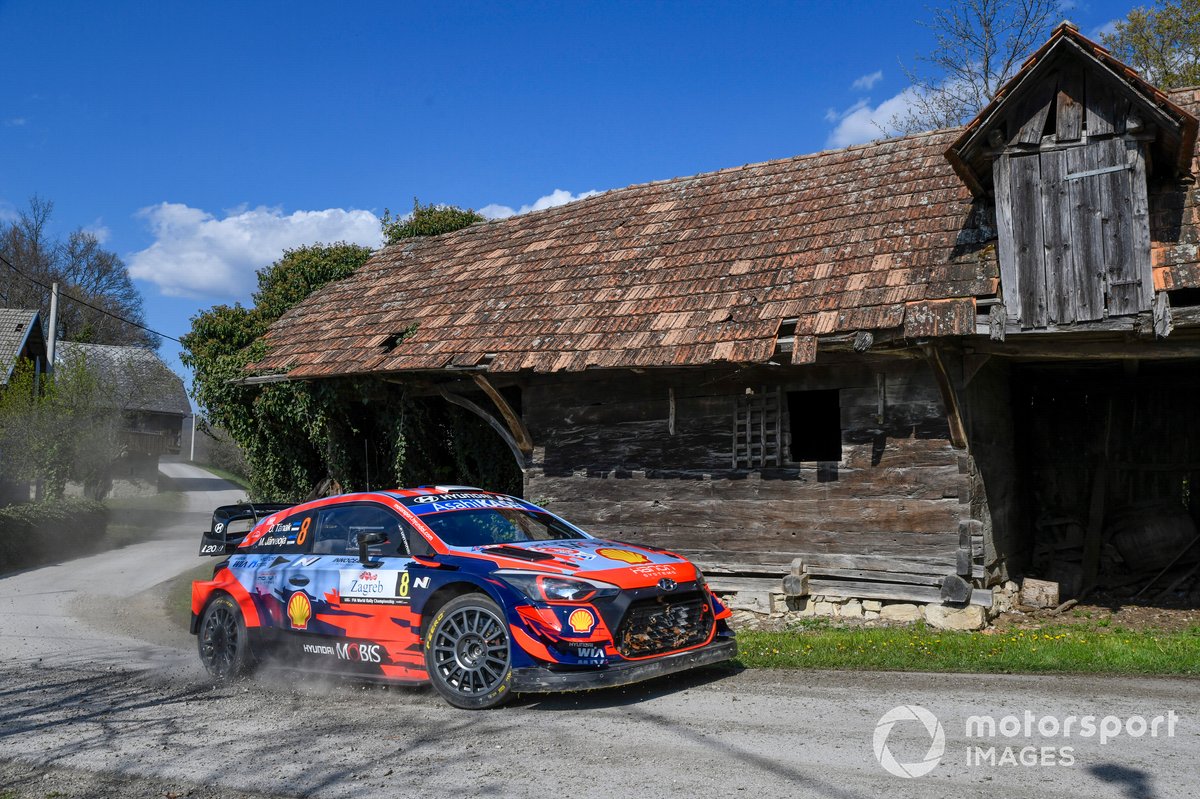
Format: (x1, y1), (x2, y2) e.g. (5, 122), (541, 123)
(424, 594), (513, 709)
(198, 594), (254, 683)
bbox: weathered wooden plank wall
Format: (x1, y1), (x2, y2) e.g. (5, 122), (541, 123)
(521, 357), (967, 571)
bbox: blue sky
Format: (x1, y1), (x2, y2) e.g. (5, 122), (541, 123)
(0, 1), (1131, 390)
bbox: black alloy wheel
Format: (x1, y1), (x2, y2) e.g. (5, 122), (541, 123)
(424, 594), (514, 709)
(198, 594), (254, 683)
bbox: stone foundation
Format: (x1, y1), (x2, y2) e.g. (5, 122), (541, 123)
(723, 589), (1000, 631)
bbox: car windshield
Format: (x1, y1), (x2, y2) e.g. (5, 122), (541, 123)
(421, 508), (585, 547)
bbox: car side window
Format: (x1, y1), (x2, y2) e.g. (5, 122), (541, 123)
(312, 504), (412, 556)
(252, 511), (315, 554)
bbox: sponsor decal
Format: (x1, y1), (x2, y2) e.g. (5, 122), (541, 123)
(629, 563), (678, 576)
(213, 522), (225, 534)
(657, 578), (678, 592)
(336, 642), (383, 663)
(301, 642), (385, 663)
(338, 569), (409, 605)
(413, 576), (430, 590)
(287, 592), (312, 630)
(527, 544), (598, 562)
(199, 544), (223, 555)
(412, 492), (498, 503)
(295, 556), (321, 568)
(596, 547), (651, 565)
(567, 608), (596, 634)
(408, 497), (528, 514)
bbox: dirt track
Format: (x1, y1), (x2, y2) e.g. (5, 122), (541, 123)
(0, 464), (1197, 798)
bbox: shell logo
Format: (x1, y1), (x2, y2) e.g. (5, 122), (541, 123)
(567, 608), (596, 634)
(287, 592), (312, 630)
(596, 547), (651, 565)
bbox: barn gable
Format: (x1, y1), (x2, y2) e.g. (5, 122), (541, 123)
(947, 23), (1198, 330)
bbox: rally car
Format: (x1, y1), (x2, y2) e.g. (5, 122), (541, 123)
(191, 486), (736, 708)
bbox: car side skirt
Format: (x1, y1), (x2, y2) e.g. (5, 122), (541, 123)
(509, 636), (736, 693)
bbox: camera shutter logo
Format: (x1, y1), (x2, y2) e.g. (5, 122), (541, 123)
(873, 705), (945, 778)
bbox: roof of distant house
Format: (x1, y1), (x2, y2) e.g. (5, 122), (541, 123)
(55, 341), (191, 416)
(0, 308), (44, 386)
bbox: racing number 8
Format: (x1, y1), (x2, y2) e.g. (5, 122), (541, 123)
(399, 571), (410, 597)
(297, 516), (311, 547)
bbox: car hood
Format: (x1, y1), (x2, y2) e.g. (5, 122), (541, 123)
(463, 538), (700, 587)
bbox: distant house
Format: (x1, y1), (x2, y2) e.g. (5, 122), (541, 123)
(249, 25), (1200, 612)
(56, 342), (190, 494)
(0, 308), (48, 388)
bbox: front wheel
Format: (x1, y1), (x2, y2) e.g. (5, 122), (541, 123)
(424, 594), (513, 709)
(198, 594), (254, 683)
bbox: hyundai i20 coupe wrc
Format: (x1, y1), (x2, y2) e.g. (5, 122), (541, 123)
(191, 487), (736, 708)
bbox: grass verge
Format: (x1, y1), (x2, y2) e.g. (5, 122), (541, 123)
(166, 562), (213, 632)
(735, 620), (1200, 675)
(193, 463), (252, 491)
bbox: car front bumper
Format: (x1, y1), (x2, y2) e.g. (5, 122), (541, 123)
(510, 635), (737, 693)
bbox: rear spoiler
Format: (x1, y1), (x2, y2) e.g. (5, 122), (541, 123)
(199, 502), (295, 556)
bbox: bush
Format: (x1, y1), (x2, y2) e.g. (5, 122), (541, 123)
(0, 498), (108, 573)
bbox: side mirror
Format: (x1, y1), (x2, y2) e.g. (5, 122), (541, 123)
(356, 531), (386, 565)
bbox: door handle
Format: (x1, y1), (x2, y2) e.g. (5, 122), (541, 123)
(288, 576), (310, 587)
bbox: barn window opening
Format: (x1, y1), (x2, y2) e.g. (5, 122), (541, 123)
(1167, 288), (1200, 308)
(787, 389), (841, 462)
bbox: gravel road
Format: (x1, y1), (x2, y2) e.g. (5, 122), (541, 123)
(0, 465), (1196, 798)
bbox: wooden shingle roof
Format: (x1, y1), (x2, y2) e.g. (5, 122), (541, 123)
(0, 308), (43, 385)
(256, 91), (1200, 378)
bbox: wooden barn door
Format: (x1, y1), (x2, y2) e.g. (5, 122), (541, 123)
(995, 138), (1152, 328)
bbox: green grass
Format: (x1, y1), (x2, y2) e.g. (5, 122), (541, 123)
(735, 621), (1200, 675)
(193, 463), (252, 491)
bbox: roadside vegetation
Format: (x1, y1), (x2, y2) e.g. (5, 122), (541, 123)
(735, 619), (1200, 675)
(0, 498), (107, 572)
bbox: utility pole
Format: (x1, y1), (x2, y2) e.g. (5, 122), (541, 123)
(190, 413), (196, 462)
(46, 281), (59, 372)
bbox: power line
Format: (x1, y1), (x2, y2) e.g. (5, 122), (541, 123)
(0, 250), (182, 344)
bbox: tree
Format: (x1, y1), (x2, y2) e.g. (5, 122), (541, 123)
(181, 243), (375, 500)
(892, 0), (1058, 134)
(0, 196), (156, 348)
(380, 198), (485, 245)
(1102, 0), (1200, 89)
(0, 357), (120, 500)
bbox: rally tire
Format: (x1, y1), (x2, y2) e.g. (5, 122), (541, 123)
(424, 593), (514, 709)
(197, 594), (255, 683)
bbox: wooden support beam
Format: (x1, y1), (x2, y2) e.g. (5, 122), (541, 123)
(968, 338), (1200, 360)
(437, 385), (530, 470)
(921, 345), (968, 449)
(470, 373), (533, 456)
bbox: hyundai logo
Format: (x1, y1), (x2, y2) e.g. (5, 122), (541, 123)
(657, 578), (678, 592)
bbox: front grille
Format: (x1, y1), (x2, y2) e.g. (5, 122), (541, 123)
(615, 592), (713, 658)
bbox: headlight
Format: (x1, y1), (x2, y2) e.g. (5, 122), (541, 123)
(496, 570), (620, 603)
(693, 565), (708, 586)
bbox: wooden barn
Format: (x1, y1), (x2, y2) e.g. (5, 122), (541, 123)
(251, 25), (1200, 615)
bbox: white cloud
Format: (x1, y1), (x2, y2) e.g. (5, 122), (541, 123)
(4, 117), (27, 127)
(479, 188), (602, 220)
(851, 70), (884, 91)
(128, 203), (384, 299)
(825, 87), (922, 148)
(83, 220), (110, 244)
(1089, 18), (1119, 39)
